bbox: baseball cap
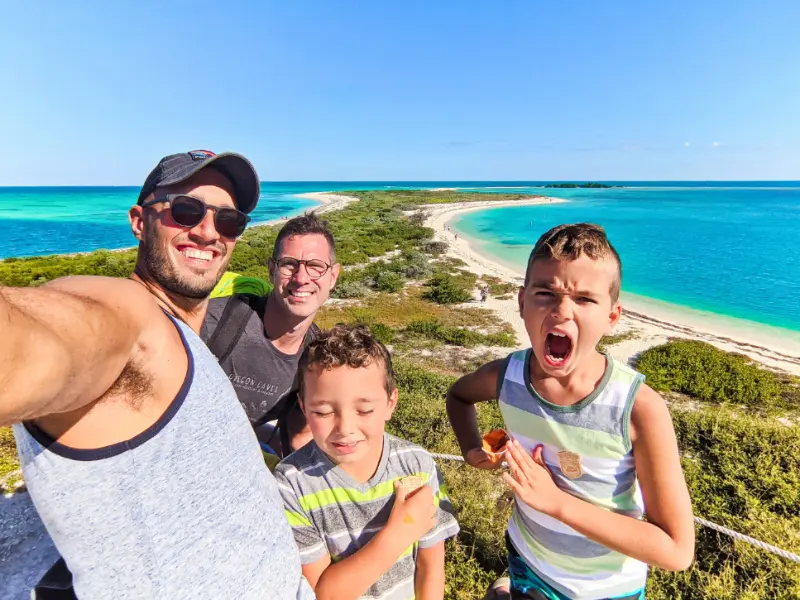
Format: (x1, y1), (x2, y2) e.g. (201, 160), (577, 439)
(137, 150), (261, 214)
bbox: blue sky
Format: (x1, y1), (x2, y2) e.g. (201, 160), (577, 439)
(1, 0), (798, 184)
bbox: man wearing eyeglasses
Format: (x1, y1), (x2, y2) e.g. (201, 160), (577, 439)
(4, 150), (315, 600)
(202, 212), (340, 459)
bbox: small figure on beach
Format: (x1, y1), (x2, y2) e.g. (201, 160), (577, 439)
(480, 285), (488, 303)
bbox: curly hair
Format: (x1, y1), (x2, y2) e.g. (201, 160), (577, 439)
(524, 223), (622, 302)
(299, 324), (395, 397)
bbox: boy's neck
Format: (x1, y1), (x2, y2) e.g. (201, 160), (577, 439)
(334, 435), (386, 484)
(529, 350), (608, 407)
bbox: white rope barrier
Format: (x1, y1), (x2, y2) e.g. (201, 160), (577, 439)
(430, 452), (800, 564)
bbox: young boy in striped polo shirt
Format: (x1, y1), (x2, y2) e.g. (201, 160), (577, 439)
(447, 224), (695, 600)
(275, 324), (459, 600)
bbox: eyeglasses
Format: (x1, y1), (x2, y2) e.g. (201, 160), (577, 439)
(141, 194), (250, 238)
(270, 256), (332, 279)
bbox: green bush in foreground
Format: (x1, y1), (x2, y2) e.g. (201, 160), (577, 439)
(647, 407), (800, 599)
(389, 360), (800, 600)
(635, 340), (787, 409)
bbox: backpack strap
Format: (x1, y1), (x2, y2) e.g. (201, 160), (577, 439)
(205, 294), (261, 364)
(276, 321), (321, 456)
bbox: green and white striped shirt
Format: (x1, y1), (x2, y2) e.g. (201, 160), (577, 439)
(498, 349), (648, 600)
(275, 434), (460, 600)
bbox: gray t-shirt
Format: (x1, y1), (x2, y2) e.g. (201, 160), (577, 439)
(275, 434), (460, 600)
(13, 314), (315, 599)
(202, 296), (316, 426)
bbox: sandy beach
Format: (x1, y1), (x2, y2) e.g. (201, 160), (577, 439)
(252, 191), (357, 229)
(422, 198), (800, 376)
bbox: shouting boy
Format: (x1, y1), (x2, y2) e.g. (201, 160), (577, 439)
(447, 223), (695, 600)
(275, 324), (460, 600)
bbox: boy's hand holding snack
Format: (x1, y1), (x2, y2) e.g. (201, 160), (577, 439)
(465, 428), (509, 470)
(388, 480), (437, 546)
(502, 439), (564, 517)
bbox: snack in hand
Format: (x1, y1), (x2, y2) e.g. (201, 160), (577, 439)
(482, 428), (510, 457)
(398, 475), (426, 493)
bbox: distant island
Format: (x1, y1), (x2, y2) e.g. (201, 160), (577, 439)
(544, 182), (618, 188)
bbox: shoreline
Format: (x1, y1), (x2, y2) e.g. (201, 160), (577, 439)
(423, 199), (800, 376)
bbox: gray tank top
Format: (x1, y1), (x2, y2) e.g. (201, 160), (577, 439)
(13, 315), (315, 599)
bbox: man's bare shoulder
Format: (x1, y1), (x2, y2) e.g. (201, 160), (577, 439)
(46, 276), (155, 305)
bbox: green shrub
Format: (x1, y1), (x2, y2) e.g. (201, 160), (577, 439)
(0, 249), (137, 286)
(375, 271), (405, 293)
(423, 240), (449, 256)
(635, 340), (786, 408)
(424, 274), (472, 304)
(652, 406), (800, 599)
(0, 427), (20, 485)
(488, 281), (517, 296)
(407, 319), (480, 346)
(483, 331), (518, 347)
(395, 250), (433, 279)
(406, 319), (441, 338)
(368, 323), (396, 345)
(408, 211), (428, 226)
(331, 279), (369, 299)
(596, 330), (639, 353)
(405, 319), (514, 348)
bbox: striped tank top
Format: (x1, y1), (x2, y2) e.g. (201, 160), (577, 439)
(497, 349), (647, 600)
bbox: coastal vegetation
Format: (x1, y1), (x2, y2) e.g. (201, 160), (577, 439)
(1, 189), (798, 599)
(636, 340), (797, 411)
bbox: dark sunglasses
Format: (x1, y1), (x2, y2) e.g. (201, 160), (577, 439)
(269, 256), (332, 279)
(141, 194), (250, 238)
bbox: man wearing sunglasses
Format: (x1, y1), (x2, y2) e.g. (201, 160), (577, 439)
(4, 150), (315, 600)
(203, 212), (340, 459)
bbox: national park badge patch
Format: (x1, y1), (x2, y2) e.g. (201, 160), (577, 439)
(557, 450), (583, 479)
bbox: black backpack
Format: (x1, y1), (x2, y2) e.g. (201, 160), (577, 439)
(205, 293), (319, 454)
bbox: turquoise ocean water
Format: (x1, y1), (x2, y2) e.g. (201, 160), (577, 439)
(2, 181), (799, 334)
(0, 182), (454, 259)
(450, 183), (800, 333)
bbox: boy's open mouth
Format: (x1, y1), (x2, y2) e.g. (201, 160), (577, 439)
(545, 332), (573, 367)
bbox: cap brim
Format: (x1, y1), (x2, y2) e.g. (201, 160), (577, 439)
(158, 152), (260, 214)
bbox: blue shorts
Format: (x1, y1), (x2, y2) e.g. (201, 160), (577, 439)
(505, 534), (645, 600)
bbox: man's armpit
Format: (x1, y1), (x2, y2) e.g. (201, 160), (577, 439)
(100, 359), (153, 411)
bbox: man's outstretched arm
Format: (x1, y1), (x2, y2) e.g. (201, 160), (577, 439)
(0, 276), (157, 425)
